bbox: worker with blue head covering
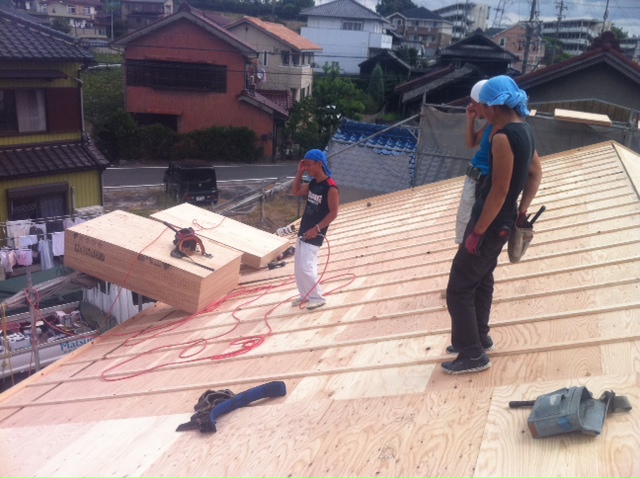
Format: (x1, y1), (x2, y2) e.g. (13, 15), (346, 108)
(442, 75), (543, 375)
(290, 149), (340, 311)
(303, 149), (332, 177)
(479, 75), (530, 117)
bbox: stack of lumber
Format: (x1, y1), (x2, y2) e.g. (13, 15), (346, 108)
(64, 209), (242, 313)
(152, 203), (291, 269)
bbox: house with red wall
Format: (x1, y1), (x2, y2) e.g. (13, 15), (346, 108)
(112, 2), (288, 159)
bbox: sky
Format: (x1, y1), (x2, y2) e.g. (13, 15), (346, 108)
(417, 0), (640, 37)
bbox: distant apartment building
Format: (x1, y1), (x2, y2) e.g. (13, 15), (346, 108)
(433, 2), (490, 40)
(387, 7), (453, 58)
(541, 18), (609, 56)
(619, 36), (640, 62)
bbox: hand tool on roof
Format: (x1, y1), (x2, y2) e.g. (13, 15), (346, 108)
(509, 386), (631, 438)
(277, 246), (295, 261)
(176, 381), (287, 433)
(162, 221), (215, 272)
(267, 261), (286, 270)
(508, 205), (546, 263)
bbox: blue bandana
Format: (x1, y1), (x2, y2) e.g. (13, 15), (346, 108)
(479, 75), (530, 117)
(304, 149), (332, 177)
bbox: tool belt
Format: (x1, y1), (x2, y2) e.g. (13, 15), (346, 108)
(509, 386), (632, 438)
(465, 164), (483, 181)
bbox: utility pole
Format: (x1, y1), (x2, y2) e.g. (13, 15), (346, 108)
(601, 0), (610, 34)
(521, 0), (538, 74)
(551, 0), (567, 64)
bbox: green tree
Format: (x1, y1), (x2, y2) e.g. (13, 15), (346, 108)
(81, 62), (125, 132)
(376, 0), (417, 17)
(50, 17), (71, 34)
(95, 109), (140, 163)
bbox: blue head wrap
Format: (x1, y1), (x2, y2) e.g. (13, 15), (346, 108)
(304, 149), (332, 177)
(479, 75), (530, 117)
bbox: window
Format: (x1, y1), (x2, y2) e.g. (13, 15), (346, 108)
(263, 51), (269, 67)
(342, 21), (363, 31)
(281, 51), (290, 65)
(0, 89), (46, 133)
(7, 183), (69, 221)
(67, 5), (76, 14)
(331, 61), (339, 69)
(84, 7), (91, 15)
(126, 60), (227, 92)
(292, 53), (300, 66)
(499, 37), (506, 47)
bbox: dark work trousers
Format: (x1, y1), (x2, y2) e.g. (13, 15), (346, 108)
(446, 223), (509, 359)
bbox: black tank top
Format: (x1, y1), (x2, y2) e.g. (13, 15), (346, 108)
(299, 177), (338, 246)
(472, 122), (535, 228)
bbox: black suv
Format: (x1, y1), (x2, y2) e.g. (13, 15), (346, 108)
(164, 160), (218, 205)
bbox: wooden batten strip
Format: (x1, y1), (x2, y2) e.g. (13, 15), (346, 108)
(42, 301), (640, 384)
(96, 238), (640, 344)
(8, 333), (640, 410)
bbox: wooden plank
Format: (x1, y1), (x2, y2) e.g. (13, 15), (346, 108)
(64, 210), (243, 313)
(151, 203), (290, 269)
(554, 108), (612, 127)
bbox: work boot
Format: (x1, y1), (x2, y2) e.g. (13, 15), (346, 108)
(446, 335), (494, 354)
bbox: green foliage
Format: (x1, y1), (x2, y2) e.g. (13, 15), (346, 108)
(82, 65), (125, 130)
(95, 109), (140, 163)
(50, 17), (71, 34)
(138, 124), (180, 161)
(189, 0), (312, 20)
(179, 126), (261, 163)
(376, 0), (417, 17)
(610, 26), (628, 40)
(367, 63), (385, 109)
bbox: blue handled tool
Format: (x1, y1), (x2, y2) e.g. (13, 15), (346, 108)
(176, 381), (287, 433)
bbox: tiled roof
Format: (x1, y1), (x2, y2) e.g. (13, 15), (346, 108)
(0, 7), (94, 63)
(301, 0), (388, 22)
(396, 7), (447, 21)
(328, 119), (451, 199)
(238, 90), (289, 118)
(228, 17), (322, 52)
(439, 32), (518, 61)
(0, 140), (109, 180)
(256, 89), (294, 111)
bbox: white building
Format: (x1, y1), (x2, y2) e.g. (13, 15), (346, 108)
(541, 18), (610, 56)
(300, 0), (392, 75)
(433, 2), (491, 40)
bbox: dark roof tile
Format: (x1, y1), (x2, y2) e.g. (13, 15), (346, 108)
(0, 7), (94, 62)
(301, 0), (387, 22)
(0, 141), (109, 180)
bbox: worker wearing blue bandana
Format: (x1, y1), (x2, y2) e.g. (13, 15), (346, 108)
(291, 149), (339, 310)
(442, 75), (542, 374)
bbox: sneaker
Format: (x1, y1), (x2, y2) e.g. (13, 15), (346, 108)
(306, 300), (326, 310)
(291, 297), (307, 307)
(441, 352), (491, 374)
(446, 336), (494, 354)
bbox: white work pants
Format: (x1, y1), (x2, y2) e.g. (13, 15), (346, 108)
(294, 237), (324, 302)
(455, 177), (477, 244)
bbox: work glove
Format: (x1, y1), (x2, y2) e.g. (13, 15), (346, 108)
(517, 211), (529, 228)
(465, 231), (484, 255)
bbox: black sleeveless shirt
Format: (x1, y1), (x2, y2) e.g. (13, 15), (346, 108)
(472, 122), (535, 229)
